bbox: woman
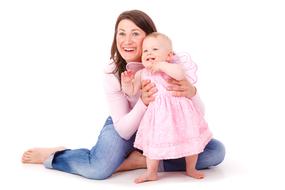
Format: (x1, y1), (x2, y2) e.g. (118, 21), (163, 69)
(22, 10), (225, 180)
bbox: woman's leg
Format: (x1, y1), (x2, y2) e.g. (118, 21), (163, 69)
(116, 150), (146, 172)
(22, 147), (66, 164)
(50, 117), (137, 179)
(163, 138), (226, 171)
(23, 117), (136, 180)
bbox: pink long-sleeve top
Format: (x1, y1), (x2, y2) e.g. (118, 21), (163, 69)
(103, 63), (205, 140)
(103, 63), (147, 140)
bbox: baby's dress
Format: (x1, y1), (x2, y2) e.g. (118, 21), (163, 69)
(133, 53), (212, 160)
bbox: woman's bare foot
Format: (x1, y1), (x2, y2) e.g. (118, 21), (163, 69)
(186, 169), (205, 179)
(116, 150), (146, 172)
(134, 172), (158, 183)
(22, 146), (65, 164)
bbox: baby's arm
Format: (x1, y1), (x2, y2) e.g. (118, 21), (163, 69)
(121, 70), (142, 96)
(153, 61), (185, 80)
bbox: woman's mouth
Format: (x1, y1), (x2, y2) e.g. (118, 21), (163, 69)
(123, 47), (135, 52)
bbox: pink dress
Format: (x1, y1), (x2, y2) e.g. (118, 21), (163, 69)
(133, 53), (212, 160)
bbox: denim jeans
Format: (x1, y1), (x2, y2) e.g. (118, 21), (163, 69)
(44, 117), (225, 179)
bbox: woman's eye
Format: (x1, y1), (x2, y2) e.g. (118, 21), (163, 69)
(118, 32), (125, 36)
(132, 32), (140, 36)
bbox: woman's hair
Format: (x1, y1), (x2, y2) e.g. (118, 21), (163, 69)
(110, 10), (157, 80)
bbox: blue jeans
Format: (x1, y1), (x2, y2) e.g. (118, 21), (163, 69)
(44, 117), (225, 179)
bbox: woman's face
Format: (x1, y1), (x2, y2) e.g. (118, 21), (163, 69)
(116, 19), (146, 63)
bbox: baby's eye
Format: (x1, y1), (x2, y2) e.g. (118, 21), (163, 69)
(153, 48), (158, 51)
(143, 49), (148, 53)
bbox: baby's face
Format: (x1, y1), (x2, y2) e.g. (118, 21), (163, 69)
(142, 36), (172, 67)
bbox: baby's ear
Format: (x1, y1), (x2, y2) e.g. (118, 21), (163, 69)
(166, 51), (174, 62)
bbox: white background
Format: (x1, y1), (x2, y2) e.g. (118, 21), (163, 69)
(1, 0), (285, 189)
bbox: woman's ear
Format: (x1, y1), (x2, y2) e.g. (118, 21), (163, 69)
(166, 51), (174, 62)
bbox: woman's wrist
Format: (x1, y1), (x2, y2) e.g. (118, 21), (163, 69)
(139, 96), (149, 107)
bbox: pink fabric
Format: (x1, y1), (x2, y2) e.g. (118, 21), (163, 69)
(103, 63), (147, 140)
(134, 54), (212, 160)
(172, 52), (198, 84)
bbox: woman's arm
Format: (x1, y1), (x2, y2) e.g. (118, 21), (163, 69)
(104, 72), (147, 140)
(167, 78), (205, 114)
(141, 77), (196, 100)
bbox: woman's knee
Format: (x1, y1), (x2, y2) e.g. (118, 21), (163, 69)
(211, 139), (226, 166)
(80, 165), (114, 180)
(84, 171), (112, 180)
(81, 125), (133, 180)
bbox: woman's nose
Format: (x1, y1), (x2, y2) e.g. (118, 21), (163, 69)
(125, 35), (133, 44)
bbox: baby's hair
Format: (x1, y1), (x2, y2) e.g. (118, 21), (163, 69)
(145, 32), (173, 50)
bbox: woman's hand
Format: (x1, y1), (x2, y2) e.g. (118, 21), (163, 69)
(141, 80), (157, 106)
(167, 78), (197, 99)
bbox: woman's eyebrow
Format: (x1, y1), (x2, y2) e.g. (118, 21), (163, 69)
(117, 28), (141, 32)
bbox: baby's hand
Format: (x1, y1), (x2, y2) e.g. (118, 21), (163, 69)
(121, 71), (134, 84)
(148, 62), (164, 73)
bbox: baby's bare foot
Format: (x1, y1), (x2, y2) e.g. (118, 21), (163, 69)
(134, 172), (158, 184)
(186, 169), (205, 179)
(22, 146), (65, 164)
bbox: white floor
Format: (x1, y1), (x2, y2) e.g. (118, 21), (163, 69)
(3, 159), (235, 189)
(3, 147), (284, 190)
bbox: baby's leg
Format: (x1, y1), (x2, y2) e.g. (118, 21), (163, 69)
(185, 154), (204, 179)
(134, 157), (159, 183)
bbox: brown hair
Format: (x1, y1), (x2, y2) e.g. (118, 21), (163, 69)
(110, 10), (157, 80)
